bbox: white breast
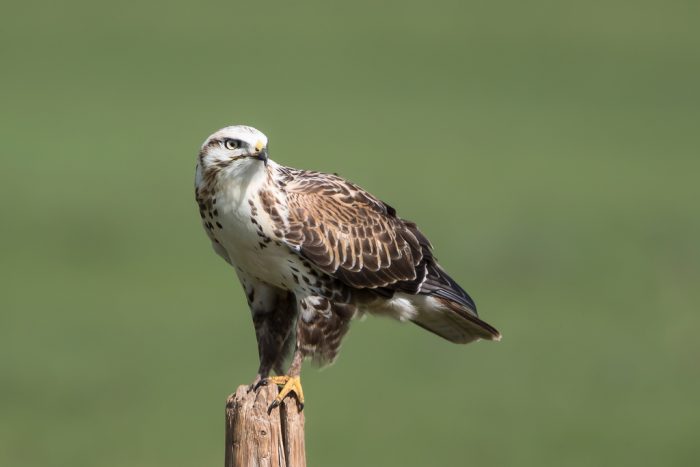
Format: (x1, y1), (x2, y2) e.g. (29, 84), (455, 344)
(203, 166), (296, 290)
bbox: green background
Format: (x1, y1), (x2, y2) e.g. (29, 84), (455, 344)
(2, 1), (699, 465)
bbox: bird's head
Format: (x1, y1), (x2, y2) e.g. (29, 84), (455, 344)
(198, 125), (269, 173)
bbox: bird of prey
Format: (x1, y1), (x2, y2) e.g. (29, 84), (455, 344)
(195, 125), (500, 410)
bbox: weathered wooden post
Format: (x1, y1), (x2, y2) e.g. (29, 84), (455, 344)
(225, 384), (306, 467)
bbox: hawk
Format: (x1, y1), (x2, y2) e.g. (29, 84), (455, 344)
(195, 125), (500, 410)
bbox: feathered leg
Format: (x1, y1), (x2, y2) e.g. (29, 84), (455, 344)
(268, 295), (356, 411)
(242, 281), (297, 391)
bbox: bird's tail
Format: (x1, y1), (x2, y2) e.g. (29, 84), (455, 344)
(411, 296), (501, 344)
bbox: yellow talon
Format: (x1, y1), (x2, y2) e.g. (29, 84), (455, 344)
(267, 375), (304, 411)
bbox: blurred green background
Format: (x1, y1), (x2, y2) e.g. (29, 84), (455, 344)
(2, 0), (699, 465)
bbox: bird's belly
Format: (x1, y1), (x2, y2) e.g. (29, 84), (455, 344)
(213, 219), (296, 290)
(228, 244), (294, 289)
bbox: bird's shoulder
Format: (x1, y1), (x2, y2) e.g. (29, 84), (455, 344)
(270, 165), (430, 290)
(274, 166), (396, 218)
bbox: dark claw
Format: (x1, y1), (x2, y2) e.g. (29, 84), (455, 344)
(267, 399), (281, 414)
(254, 378), (269, 391)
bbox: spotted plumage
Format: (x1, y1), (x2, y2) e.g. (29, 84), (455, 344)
(195, 125), (500, 409)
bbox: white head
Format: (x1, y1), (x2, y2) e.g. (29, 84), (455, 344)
(198, 125), (269, 175)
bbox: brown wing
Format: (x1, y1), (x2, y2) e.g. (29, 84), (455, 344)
(278, 170), (496, 341)
(281, 172), (427, 291)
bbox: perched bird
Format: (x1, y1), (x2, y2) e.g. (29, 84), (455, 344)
(195, 125), (500, 410)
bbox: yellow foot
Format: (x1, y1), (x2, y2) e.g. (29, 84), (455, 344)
(267, 375), (304, 412)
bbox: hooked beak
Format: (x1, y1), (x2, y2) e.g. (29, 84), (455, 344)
(256, 147), (269, 166)
(255, 140), (268, 166)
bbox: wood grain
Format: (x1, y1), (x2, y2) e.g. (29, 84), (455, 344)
(225, 384), (306, 467)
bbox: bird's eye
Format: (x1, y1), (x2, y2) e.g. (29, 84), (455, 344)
(224, 139), (242, 150)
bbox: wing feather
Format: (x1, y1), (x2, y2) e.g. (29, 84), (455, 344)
(282, 172), (420, 289)
(278, 170), (479, 315)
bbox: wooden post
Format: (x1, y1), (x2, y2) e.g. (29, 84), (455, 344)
(225, 384), (306, 467)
